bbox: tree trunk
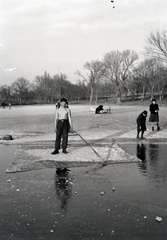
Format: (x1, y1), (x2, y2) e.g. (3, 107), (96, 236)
(150, 85), (155, 100)
(157, 84), (163, 101)
(51, 95), (54, 103)
(90, 87), (94, 104)
(159, 90), (163, 100)
(116, 85), (122, 104)
(95, 94), (98, 104)
(141, 86), (146, 100)
(95, 88), (98, 103)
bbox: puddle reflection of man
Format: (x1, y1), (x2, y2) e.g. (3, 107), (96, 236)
(137, 143), (146, 161)
(137, 143), (147, 172)
(55, 171), (72, 210)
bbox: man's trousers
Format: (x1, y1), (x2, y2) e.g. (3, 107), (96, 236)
(55, 120), (69, 151)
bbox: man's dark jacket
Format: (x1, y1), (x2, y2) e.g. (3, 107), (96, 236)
(137, 112), (147, 131)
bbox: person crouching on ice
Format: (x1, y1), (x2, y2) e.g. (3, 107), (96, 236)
(95, 105), (104, 114)
(136, 110), (147, 139)
(51, 98), (73, 155)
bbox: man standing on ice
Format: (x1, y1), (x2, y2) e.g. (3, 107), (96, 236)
(51, 98), (73, 155)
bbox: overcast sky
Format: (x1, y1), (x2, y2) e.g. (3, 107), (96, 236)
(0, 0), (167, 86)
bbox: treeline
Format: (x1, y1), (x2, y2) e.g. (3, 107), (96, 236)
(1, 29), (167, 105)
(0, 72), (89, 105)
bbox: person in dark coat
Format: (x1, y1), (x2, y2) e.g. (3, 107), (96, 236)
(95, 105), (104, 114)
(149, 99), (160, 131)
(136, 110), (147, 139)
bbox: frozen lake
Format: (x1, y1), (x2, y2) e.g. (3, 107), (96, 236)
(0, 104), (167, 239)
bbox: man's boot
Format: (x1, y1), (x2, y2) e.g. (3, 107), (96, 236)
(136, 131), (140, 139)
(141, 131), (145, 139)
(157, 123), (160, 131)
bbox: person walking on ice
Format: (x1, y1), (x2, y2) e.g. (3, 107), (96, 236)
(51, 98), (73, 155)
(136, 110), (147, 139)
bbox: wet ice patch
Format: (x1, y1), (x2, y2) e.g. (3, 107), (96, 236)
(6, 143), (140, 173)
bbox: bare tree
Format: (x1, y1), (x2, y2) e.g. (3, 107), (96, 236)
(11, 78), (30, 105)
(134, 58), (167, 100)
(74, 80), (88, 101)
(145, 59), (157, 99)
(0, 85), (12, 103)
(132, 64), (148, 100)
(52, 73), (72, 101)
(145, 29), (167, 62)
(75, 60), (105, 103)
(154, 63), (167, 100)
(34, 72), (68, 102)
(103, 50), (138, 103)
(135, 59), (158, 100)
(34, 75), (45, 102)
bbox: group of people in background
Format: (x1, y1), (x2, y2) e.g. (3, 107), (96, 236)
(51, 97), (161, 155)
(137, 99), (160, 140)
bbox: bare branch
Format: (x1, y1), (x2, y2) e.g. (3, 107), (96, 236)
(145, 29), (167, 62)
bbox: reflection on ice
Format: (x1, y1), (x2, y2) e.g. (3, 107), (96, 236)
(54, 169), (73, 210)
(136, 144), (146, 162)
(120, 143), (167, 184)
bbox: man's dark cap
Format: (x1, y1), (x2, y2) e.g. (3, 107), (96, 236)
(143, 110), (147, 115)
(60, 98), (68, 104)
